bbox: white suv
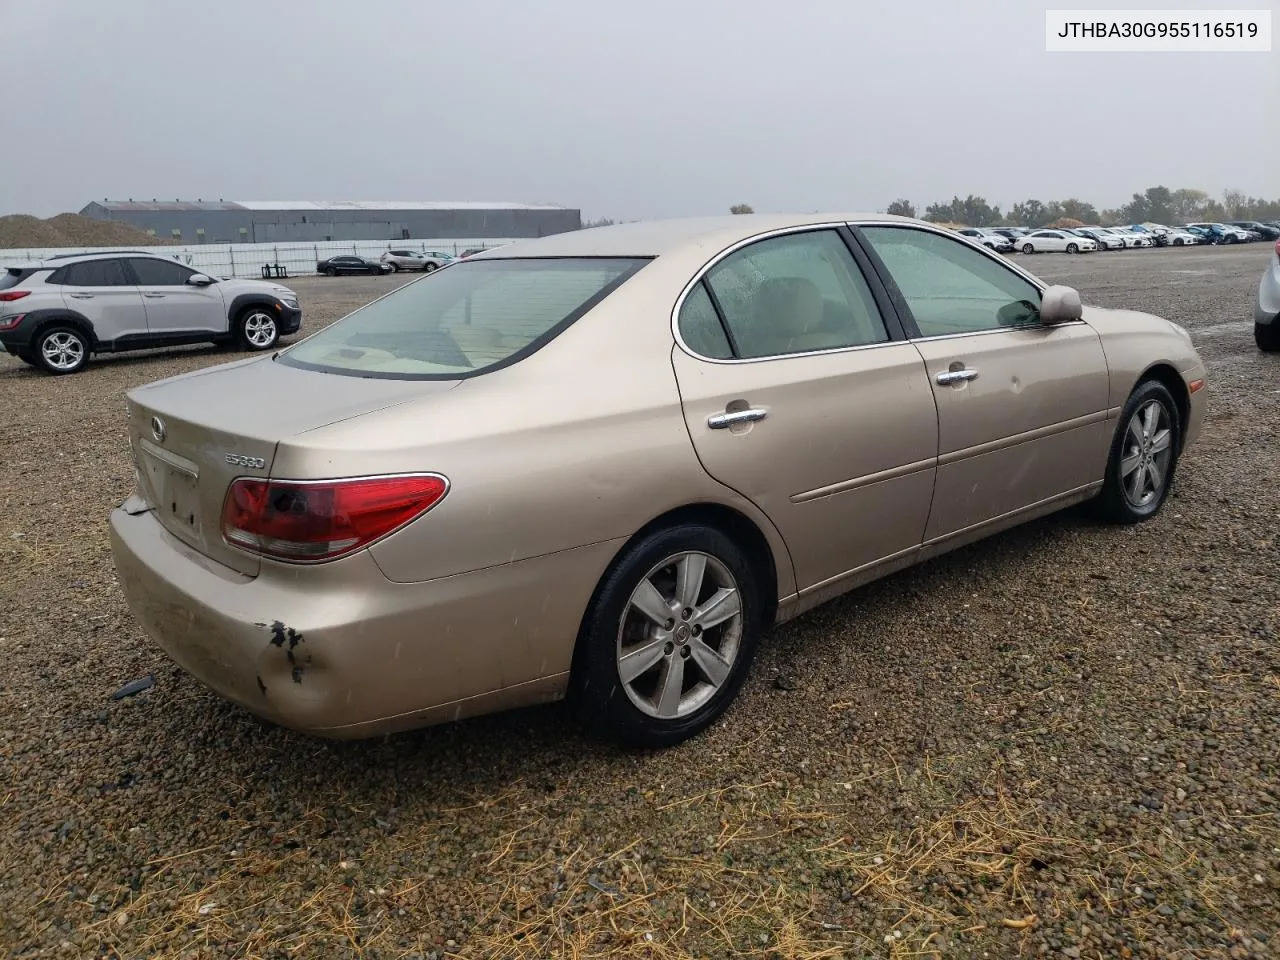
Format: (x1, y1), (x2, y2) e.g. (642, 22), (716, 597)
(0, 252), (301, 375)
(379, 249), (454, 272)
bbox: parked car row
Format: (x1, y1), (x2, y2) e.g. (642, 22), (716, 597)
(957, 220), (1280, 255)
(317, 249), (460, 277)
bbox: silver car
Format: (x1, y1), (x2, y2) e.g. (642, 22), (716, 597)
(0, 252), (301, 375)
(1256, 238), (1280, 352)
(380, 249), (453, 273)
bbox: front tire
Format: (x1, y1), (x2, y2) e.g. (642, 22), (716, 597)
(1093, 379), (1181, 524)
(423, 262), (438, 273)
(237, 307), (279, 351)
(325, 267), (337, 277)
(571, 524), (763, 748)
(35, 326), (90, 375)
(1021, 242), (1035, 254)
(1256, 321), (1280, 352)
(1066, 242), (1078, 254)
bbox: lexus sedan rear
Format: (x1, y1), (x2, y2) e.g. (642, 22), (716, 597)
(111, 214), (1206, 748)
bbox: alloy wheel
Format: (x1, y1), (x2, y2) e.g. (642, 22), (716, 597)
(41, 331), (85, 371)
(616, 551), (744, 720)
(1120, 399), (1173, 508)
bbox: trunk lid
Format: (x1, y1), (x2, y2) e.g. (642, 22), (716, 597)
(124, 355), (458, 575)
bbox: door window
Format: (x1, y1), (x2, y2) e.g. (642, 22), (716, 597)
(128, 258), (196, 286)
(54, 259), (131, 286)
(700, 229), (888, 359)
(676, 281), (734, 359)
(859, 226), (1043, 337)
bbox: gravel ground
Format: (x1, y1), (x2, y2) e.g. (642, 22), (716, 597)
(1, 247), (1277, 959)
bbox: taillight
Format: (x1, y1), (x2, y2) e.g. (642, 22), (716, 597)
(221, 474), (448, 562)
(0, 290), (30, 302)
(1274, 239), (1280, 258)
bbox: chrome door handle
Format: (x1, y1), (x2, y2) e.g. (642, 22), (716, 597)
(935, 368), (979, 385)
(708, 408), (768, 429)
(68, 293), (94, 299)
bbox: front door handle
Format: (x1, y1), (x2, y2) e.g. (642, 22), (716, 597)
(936, 368), (979, 385)
(708, 408), (768, 429)
(143, 293), (166, 299)
(68, 293), (94, 299)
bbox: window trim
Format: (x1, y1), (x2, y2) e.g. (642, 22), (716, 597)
(670, 222), (907, 365)
(845, 221), (1085, 343)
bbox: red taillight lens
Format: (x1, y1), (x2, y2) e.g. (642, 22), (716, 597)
(221, 474), (448, 562)
(0, 290), (30, 302)
(1274, 239), (1280, 258)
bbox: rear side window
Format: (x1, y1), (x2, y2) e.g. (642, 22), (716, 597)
(702, 229), (889, 359)
(677, 282), (733, 359)
(0, 268), (33, 291)
(129, 258), (195, 286)
(56, 259), (130, 287)
(281, 257), (649, 379)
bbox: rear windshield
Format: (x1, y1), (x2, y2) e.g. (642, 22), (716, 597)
(280, 257), (648, 379)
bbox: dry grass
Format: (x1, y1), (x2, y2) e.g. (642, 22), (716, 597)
(60, 756), (1263, 960)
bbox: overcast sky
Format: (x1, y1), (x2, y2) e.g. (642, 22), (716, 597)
(2, 0), (1276, 219)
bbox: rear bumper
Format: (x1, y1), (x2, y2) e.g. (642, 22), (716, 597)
(109, 505), (623, 738)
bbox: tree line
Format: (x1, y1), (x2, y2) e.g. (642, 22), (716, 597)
(885, 187), (1280, 228)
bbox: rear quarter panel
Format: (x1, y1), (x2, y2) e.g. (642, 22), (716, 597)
(275, 254), (798, 596)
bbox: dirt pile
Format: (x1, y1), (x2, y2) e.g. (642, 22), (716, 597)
(0, 213), (176, 249)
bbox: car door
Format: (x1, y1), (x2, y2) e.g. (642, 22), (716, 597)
(1035, 230), (1067, 252)
(53, 257), (148, 342)
(670, 226), (939, 594)
(854, 223), (1111, 546)
(127, 257), (225, 336)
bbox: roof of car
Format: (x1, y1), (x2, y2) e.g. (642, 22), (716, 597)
(468, 213), (917, 259)
(4, 251), (183, 271)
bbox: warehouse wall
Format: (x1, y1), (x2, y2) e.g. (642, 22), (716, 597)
(80, 205), (581, 243)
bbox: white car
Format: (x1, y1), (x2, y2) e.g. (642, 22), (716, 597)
(379, 249), (454, 272)
(955, 228), (1014, 252)
(1162, 228), (1201, 247)
(1017, 230), (1097, 254)
(1111, 228), (1154, 248)
(1075, 228), (1126, 251)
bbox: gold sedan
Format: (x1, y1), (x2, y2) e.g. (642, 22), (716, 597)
(109, 214), (1207, 747)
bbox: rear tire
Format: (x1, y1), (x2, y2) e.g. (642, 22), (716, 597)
(1256, 321), (1280, 353)
(571, 524), (763, 748)
(34, 325), (90, 375)
(1093, 379), (1181, 524)
(325, 267), (337, 277)
(237, 307), (279, 351)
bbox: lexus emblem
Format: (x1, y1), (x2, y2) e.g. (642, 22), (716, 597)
(150, 416), (166, 443)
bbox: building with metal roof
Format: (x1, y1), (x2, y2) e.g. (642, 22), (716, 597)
(78, 200), (581, 244)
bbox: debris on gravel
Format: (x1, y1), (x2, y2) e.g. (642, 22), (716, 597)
(0, 248), (1277, 958)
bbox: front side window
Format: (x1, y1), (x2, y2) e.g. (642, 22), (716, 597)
(701, 229), (889, 359)
(281, 257), (648, 379)
(859, 226), (1043, 337)
(128, 258), (195, 286)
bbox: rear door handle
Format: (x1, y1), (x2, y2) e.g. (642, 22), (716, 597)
(708, 408), (768, 429)
(936, 368), (979, 385)
(68, 293), (94, 299)
(143, 293), (166, 299)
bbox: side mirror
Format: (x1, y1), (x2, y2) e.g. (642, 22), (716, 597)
(187, 273), (214, 286)
(1040, 284), (1083, 324)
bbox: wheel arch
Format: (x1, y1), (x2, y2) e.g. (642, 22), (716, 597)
(228, 293), (281, 323)
(568, 501), (784, 683)
(1136, 362), (1190, 452)
(28, 309), (98, 349)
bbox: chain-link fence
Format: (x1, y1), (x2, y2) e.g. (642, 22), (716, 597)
(0, 238), (520, 279)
